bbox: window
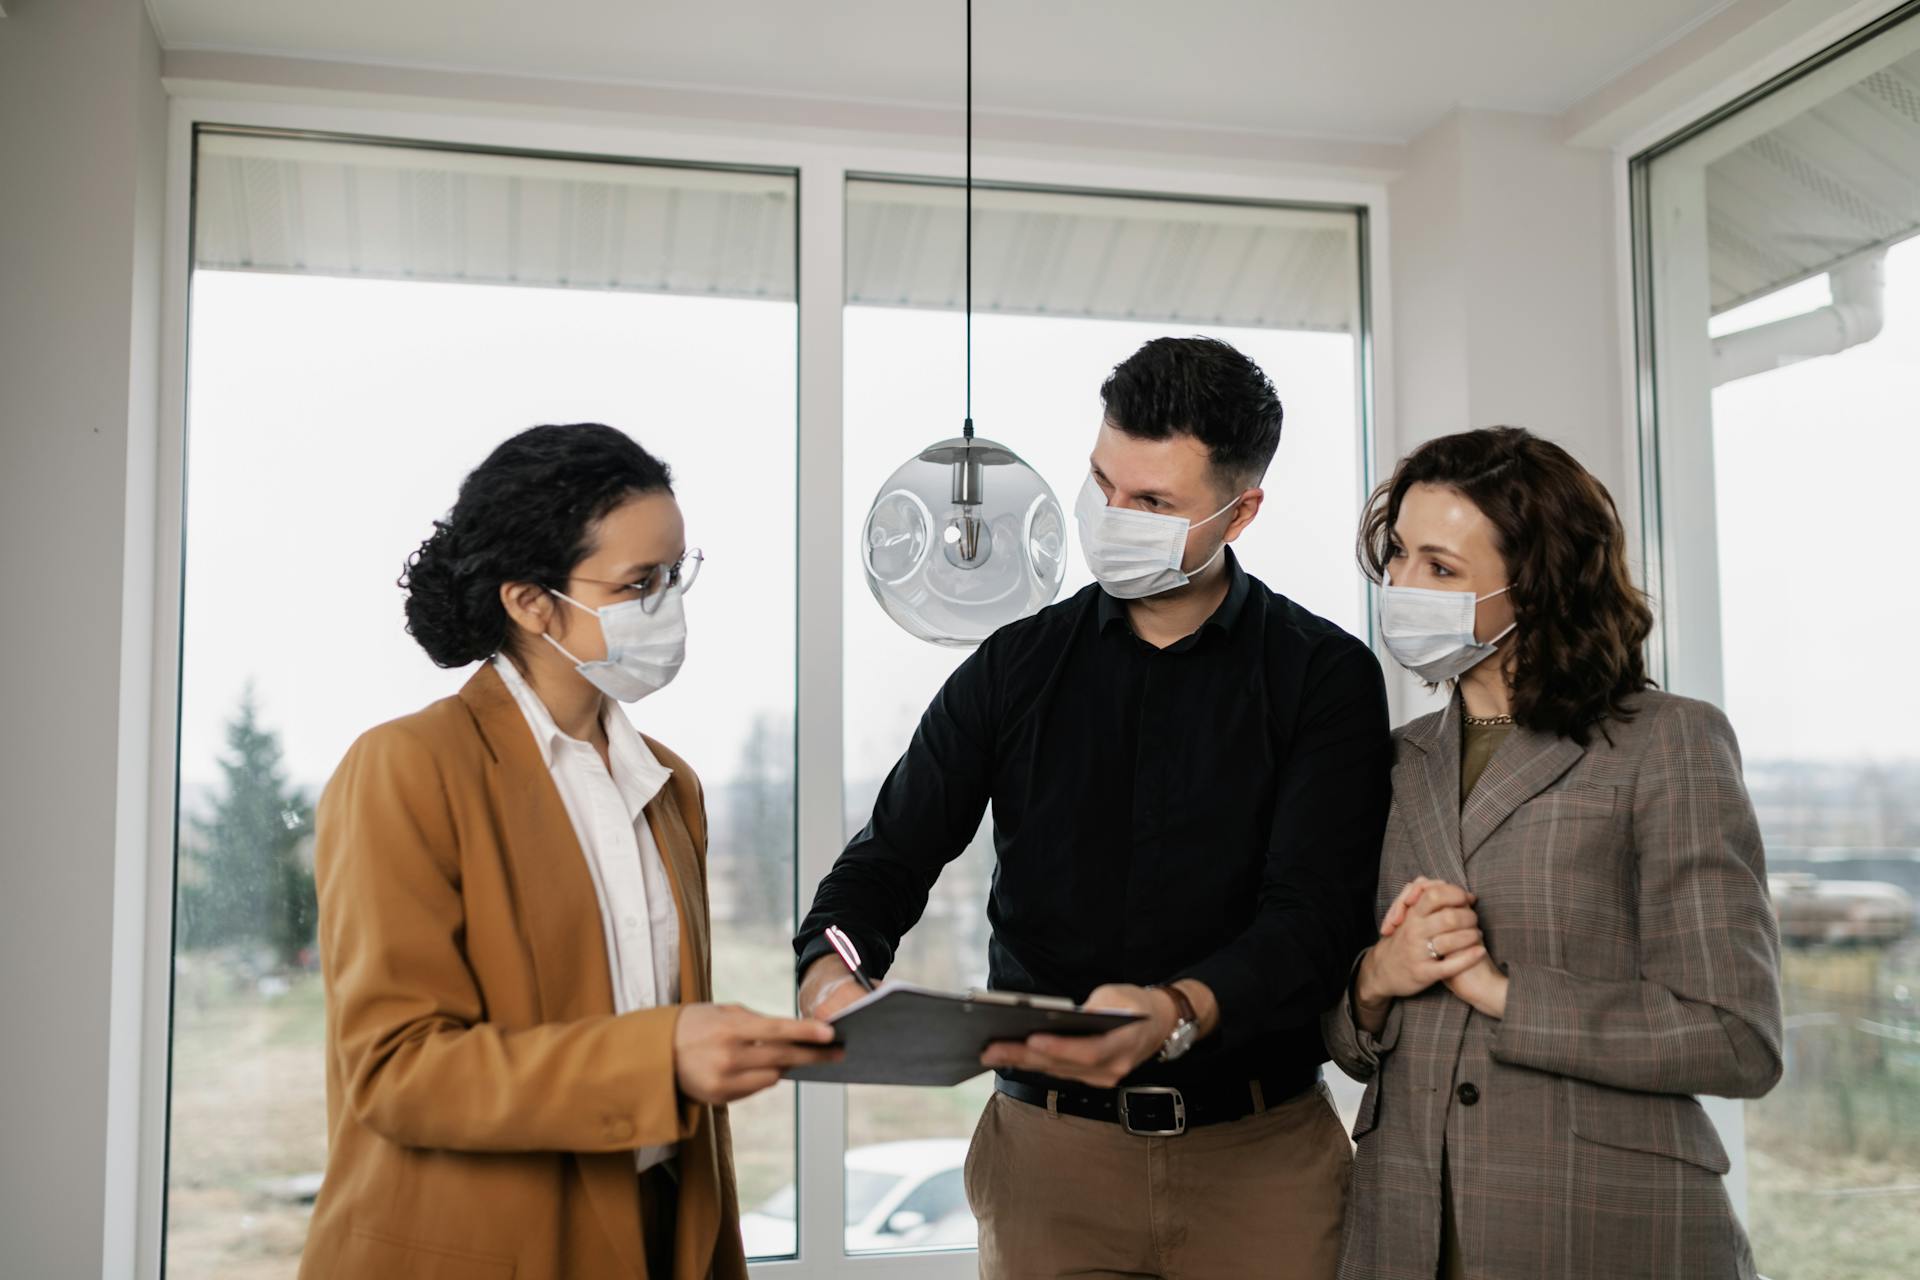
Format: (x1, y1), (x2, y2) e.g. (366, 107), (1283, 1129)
(1634, 8), (1920, 1275)
(165, 130), (799, 1273)
(160, 127), (1375, 1277)
(840, 177), (1369, 1255)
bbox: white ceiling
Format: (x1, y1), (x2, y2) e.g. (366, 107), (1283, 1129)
(148, 0), (1737, 144)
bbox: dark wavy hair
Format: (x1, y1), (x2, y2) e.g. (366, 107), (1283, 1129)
(1359, 427), (1653, 745)
(1100, 336), (1284, 490)
(399, 423), (674, 667)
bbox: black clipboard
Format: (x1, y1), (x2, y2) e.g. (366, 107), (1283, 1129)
(784, 982), (1145, 1087)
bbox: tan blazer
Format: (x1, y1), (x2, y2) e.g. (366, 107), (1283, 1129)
(298, 664), (747, 1280)
(1325, 690), (1783, 1280)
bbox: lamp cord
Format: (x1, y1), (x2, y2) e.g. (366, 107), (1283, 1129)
(963, 0), (974, 441)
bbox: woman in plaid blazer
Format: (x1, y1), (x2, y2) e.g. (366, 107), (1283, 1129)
(1325, 428), (1783, 1279)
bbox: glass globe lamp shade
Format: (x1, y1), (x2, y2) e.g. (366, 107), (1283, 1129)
(862, 434), (1067, 647)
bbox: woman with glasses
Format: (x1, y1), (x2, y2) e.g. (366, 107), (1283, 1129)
(299, 423), (839, 1280)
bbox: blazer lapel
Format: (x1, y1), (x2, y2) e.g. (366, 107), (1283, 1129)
(643, 782), (710, 1005)
(460, 665), (618, 1020)
(1460, 725), (1588, 862)
(460, 666), (650, 1280)
(1401, 697), (1469, 886)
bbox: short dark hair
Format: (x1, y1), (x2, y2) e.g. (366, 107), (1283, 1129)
(399, 423), (674, 668)
(1099, 336), (1284, 490)
(1359, 427), (1654, 745)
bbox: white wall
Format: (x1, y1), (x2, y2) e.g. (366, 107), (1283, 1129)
(1387, 109), (1625, 492)
(0, 1), (168, 1274)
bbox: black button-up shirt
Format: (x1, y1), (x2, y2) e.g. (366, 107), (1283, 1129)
(796, 548), (1392, 1091)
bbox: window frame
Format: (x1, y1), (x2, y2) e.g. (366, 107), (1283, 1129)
(136, 91), (1392, 1280)
(1624, 0), (1920, 1235)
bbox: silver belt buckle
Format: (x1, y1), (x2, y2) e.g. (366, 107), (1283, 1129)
(1117, 1086), (1186, 1137)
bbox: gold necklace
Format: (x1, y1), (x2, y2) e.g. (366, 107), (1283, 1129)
(1463, 712), (1514, 727)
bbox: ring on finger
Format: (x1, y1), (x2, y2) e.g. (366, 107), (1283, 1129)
(1426, 940), (1443, 962)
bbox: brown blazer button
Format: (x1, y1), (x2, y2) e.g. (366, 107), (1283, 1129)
(606, 1116), (635, 1141)
(1456, 1083), (1480, 1106)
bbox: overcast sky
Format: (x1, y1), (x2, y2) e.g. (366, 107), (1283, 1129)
(179, 273), (1360, 796)
(178, 240), (1919, 806)
(1708, 236), (1920, 764)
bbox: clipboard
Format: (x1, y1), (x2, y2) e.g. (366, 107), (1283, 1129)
(784, 982), (1146, 1087)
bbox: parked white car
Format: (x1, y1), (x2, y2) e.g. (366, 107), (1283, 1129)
(739, 1138), (974, 1258)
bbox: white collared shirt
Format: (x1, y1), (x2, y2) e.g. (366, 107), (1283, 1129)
(494, 656), (681, 1172)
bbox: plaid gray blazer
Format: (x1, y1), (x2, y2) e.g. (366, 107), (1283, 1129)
(1324, 690), (1782, 1280)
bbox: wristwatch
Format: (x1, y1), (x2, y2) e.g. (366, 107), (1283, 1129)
(1152, 983), (1199, 1063)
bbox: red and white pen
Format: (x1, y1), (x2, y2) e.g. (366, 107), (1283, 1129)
(823, 925), (876, 992)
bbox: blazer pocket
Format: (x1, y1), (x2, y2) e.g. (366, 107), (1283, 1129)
(1568, 1086), (1730, 1174)
(343, 1227), (517, 1279)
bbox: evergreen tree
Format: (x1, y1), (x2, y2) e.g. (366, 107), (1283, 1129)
(727, 712), (795, 929)
(178, 686), (316, 967)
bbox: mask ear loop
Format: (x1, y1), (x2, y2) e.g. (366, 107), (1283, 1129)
(1187, 539), (1231, 577)
(542, 631), (590, 667)
(1182, 491), (1246, 576)
(1193, 491), (1246, 530)
(543, 589), (599, 667)
(1476, 584), (1517, 647)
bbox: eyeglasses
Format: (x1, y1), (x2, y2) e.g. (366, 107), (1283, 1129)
(568, 548), (704, 615)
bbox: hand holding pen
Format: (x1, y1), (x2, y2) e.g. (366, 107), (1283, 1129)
(800, 925), (876, 1020)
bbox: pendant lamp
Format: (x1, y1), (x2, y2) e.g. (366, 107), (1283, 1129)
(860, 0), (1067, 647)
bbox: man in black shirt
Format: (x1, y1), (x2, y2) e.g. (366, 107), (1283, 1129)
(796, 337), (1391, 1278)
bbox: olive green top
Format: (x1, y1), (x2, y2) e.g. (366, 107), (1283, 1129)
(1460, 718), (1516, 806)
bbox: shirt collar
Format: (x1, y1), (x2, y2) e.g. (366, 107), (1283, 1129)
(492, 656), (673, 811)
(602, 704), (673, 814)
(493, 654), (565, 767)
(1096, 544), (1252, 643)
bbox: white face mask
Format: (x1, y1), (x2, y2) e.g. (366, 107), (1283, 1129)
(1378, 572), (1516, 683)
(545, 587), (686, 703)
(1073, 474), (1240, 600)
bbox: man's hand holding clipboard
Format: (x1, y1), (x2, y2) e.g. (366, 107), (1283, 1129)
(792, 927), (1184, 1089)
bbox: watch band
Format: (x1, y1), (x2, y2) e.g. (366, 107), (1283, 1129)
(1152, 983), (1199, 1062)
(1155, 983), (1198, 1028)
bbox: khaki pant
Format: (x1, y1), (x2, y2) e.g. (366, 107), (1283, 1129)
(965, 1081), (1351, 1280)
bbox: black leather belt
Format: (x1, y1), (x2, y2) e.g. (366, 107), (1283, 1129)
(994, 1069), (1317, 1137)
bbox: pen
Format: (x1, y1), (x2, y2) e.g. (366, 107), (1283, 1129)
(824, 925), (876, 992)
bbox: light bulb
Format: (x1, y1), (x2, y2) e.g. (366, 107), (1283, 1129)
(938, 448), (993, 570)
(941, 505), (993, 568)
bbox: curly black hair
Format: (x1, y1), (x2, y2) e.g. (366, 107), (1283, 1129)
(399, 423), (674, 668)
(1359, 427), (1654, 745)
(1099, 336), (1284, 491)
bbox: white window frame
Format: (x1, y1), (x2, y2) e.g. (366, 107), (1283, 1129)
(130, 90), (1392, 1280)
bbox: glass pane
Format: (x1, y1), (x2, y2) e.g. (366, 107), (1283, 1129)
(1640, 19), (1920, 1276)
(166, 134), (798, 1275)
(1717, 235), (1920, 1280)
(840, 181), (1366, 1256)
